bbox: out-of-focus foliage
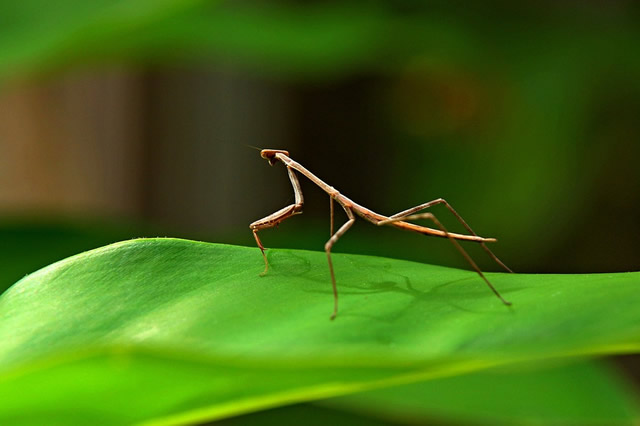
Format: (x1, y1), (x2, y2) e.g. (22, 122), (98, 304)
(1, 239), (639, 424)
(0, 0), (201, 81)
(215, 361), (640, 426)
(3, 2), (639, 80)
(324, 360), (640, 426)
(214, 358), (640, 426)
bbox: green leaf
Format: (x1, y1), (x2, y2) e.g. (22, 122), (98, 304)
(323, 359), (640, 425)
(0, 238), (639, 425)
(211, 402), (392, 426)
(0, 217), (151, 295)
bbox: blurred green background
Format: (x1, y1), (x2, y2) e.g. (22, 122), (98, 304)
(1, 0), (639, 425)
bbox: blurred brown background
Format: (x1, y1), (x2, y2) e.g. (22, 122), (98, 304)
(2, 13), (639, 274)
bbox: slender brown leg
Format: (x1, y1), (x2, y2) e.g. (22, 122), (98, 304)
(381, 198), (512, 273)
(379, 212), (511, 306)
(251, 204), (303, 275)
(329, 197), (335, 236)
(253, 229), (269, 275)
(249, 166), (304, 275)
(325, 206), (356, 320)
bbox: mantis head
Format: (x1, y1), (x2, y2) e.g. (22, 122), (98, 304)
(260, 149), (289, 166)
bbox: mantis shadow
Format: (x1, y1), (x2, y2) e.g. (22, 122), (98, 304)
(263, 250), (520, 321)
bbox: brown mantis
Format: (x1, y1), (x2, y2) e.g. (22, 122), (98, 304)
(250, 149), (512, 320)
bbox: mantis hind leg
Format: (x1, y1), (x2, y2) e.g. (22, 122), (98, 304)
(378, 211), (511, 306)
(382, 198), (512, 273)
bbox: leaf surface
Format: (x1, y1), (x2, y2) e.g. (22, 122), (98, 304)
(0, 238), (638, 424)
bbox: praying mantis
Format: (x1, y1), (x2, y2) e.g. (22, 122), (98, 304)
(250, 149), (512, 320)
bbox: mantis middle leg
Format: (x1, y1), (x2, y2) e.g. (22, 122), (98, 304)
(325, 203), (355, 320)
